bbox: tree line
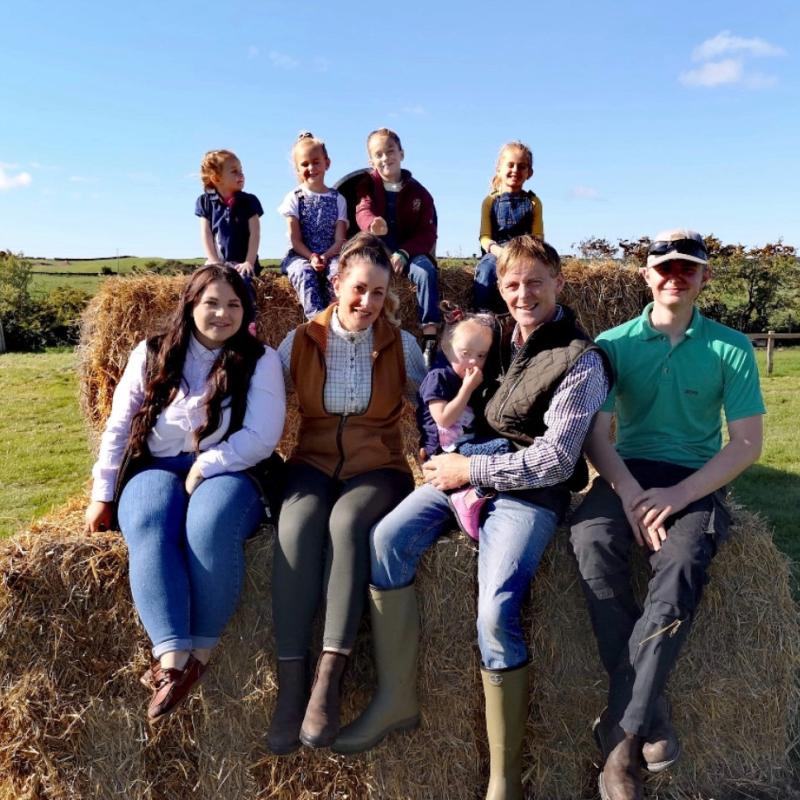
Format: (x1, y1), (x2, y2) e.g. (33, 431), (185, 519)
(2, 239), (798, 352)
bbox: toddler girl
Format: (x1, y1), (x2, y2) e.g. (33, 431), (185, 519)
(416, 306), (512, 539)
(473, 141), (543, 311)
(195, 149), (263, 281)
(278, 131), (348, 319)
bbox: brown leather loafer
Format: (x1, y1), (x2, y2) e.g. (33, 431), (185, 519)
(140, 660), (162, 689)
(593, 709), (643, 800)
(642, 696), (681, 773)
(147, 655), (207, 724)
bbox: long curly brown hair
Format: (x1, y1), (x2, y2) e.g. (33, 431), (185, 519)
(127, 264), (263, 457)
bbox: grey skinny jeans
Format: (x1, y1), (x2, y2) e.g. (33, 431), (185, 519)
(272, 462), (414, 657)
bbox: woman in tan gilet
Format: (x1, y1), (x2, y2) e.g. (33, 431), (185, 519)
(267, 232), (426, 754)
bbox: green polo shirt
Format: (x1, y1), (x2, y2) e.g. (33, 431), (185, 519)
(597, 303), (765, 469)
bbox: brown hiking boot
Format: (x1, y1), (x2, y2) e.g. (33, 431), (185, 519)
(300, 651), (348, 748)
(147, 655), (206, 724)
(266, 657), (309, 755)
(593, 710), (643, 800)
(642, 695), (681, 773)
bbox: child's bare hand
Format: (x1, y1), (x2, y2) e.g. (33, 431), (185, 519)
(462, 366), (484, 394)
(370, 217), (388, 236)
(236, 261), (255, 277)
(310, 253), (326, 272)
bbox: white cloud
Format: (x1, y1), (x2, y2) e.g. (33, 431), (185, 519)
(682, 31), (784, 89)
(692, 30), (785, 62)
(69, 175), (94, 183)
(269, 50), (299, 70)
(0, 167), (32, 191)
(248, 45), (259, 59)
(402, 104), (425, 115)
(0, 161), (20, 169)
(680, 58), (743, 87)
(569, 185), (601, 200)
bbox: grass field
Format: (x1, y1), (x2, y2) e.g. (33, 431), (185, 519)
(26, 256), (472, 295)
(0, 349), (93, 535)
(0, 346), (798, 570)
(732, 347), (800, 564)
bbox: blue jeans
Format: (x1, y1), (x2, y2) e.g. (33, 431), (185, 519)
(473, 253), (505, 313)
(117, 453), (265, 658)
(282, 254), (339, 320)
(370, 482), (558, 669)
(405, 255), (441, 326)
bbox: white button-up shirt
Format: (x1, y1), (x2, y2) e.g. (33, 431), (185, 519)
(91, 335), (286, 501)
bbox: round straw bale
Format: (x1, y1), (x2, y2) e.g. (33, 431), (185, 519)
(0, 498), (797, 799)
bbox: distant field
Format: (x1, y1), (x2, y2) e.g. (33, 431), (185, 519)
(27, 256), (477, 296)
(28, 256), (283, 295)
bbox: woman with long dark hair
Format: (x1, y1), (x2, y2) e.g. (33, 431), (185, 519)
(85, 264), (286, 723)
(267, 232), (426, 754)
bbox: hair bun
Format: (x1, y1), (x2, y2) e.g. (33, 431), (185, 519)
(297, 130), (314, 141)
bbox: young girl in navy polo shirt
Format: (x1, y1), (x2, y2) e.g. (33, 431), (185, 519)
(278, 132), (348, 320)
(195, 149), (264, 281)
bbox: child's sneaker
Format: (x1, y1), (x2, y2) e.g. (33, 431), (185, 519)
(447, 487), (489, 542)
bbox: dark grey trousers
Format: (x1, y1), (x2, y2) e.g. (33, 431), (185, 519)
(272, 462), (414, 657)
(570, 459), (730, 735)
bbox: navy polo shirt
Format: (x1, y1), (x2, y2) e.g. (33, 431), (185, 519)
(195, 190), (264, 270)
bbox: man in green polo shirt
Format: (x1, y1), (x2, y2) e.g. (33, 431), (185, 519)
(570, 228), (765, 800)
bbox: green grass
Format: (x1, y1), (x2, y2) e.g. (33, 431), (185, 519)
(0, 349), (93, 536)
(27, 257), (282, 296)
(732, 346), (800, 564)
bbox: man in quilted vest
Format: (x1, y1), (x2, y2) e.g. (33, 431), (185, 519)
(335, 236), (611, 800)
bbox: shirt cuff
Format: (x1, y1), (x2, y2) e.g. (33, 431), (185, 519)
(469, 454), (494, 488)
(195, 449), (225, 478)
(91, 477), (116, 503)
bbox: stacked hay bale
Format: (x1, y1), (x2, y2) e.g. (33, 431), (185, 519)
(0, 266), (796, 799)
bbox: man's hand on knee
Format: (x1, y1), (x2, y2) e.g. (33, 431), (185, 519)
(629, 484), (691, 551)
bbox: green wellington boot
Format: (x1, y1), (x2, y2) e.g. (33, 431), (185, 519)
(481, 663), (529, 800)
(332, 584), (420, 753)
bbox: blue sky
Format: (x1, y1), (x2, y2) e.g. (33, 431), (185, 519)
(1, 0), (797, 258)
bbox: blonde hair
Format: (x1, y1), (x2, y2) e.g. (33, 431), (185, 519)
(442, 314), (496, 363)
(200, 149), (239, 191)
(291, 131), (329, 165)
(366, 127), (403, 152)
(496, 235), (561, 278)
(490, 141), (534, 192)
(337, 232), (401, 326)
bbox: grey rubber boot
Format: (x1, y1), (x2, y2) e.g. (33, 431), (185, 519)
(332, 584), (420, 753)
(481, 663), (529, 800)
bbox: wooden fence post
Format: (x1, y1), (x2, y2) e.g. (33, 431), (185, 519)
(766, 330), (775, 375)
(0, 320), (5, 354)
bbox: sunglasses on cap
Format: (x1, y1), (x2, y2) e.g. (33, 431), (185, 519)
(647, 238), (708, 260)
(650, 261), (704, 277)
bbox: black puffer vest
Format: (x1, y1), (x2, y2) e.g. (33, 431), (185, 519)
(483, 307), (611, 520)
